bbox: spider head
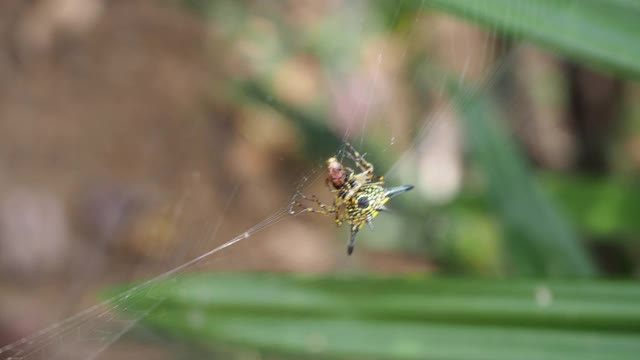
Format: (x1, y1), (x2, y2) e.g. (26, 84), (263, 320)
(326, 157), (347, 188)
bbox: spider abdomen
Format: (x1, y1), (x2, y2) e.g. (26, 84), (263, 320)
(345, 185), (387, 225)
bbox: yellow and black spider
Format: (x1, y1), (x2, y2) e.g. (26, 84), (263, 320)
(295, 142), (413, 255)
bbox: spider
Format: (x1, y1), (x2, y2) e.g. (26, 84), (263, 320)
(295, 142), (413, 255)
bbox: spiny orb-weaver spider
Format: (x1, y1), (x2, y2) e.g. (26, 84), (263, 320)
(295, 142), (413, 255)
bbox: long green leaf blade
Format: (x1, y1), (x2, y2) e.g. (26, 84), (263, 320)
(110, 274), (640, 359)
(425, 0), (640, 78)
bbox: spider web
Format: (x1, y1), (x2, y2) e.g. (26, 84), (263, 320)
(0, 1), (549, 358)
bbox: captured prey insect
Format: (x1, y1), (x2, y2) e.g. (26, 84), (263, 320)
(294, 142), (413, 255)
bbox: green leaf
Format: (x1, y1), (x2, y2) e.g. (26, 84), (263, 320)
(424, 0), (640, 78)
(111, 274), (640, 359)
(445, 80), (595, 277)
(541, 174), (640, 238)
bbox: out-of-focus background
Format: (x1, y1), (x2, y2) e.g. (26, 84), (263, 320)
(1, 0), (639, 359)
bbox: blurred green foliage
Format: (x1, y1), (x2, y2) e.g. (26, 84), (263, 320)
(111, 274), (640, 359)
(448, 80), (596, 277)
(542, 175), (640, 238)
(423, 0), (640, 78)
(240, 81), (342, 158)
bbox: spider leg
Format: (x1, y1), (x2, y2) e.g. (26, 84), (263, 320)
(334, 204), (347, 227)
(294, 192), (335, 216)
(344, 142), (374, 174)
(344, 144), (384, 186)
